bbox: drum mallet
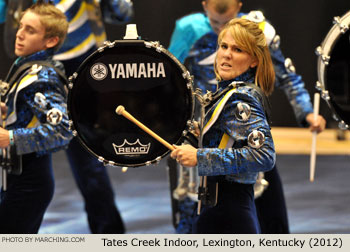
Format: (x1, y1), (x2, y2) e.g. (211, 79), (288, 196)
(310, 93), (320, 182)
(116, 105), (206, 214)
(115, 106), (175, 151)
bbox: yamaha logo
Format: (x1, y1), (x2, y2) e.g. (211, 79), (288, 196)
(91, 62), (166, 80)
(113, 139), (151, 155)
(90, 63), (108, 80)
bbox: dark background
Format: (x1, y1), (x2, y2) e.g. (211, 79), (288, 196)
(1, 0), (349, 127)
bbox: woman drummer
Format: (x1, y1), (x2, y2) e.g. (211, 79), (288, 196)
(170, 18), (276, 234)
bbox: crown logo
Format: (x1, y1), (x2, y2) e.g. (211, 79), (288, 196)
(113, 139), (151, 156)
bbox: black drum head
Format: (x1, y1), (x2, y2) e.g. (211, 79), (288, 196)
(326, 30), (350, 125)
(68, 41), (193, 167)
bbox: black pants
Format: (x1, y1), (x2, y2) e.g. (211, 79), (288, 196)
(255, 164), (290, 233)
(65, 138), (125, 233)
(176, 165), (290, 234)
(192, 180), (260, 234)
(0, 153), (54, 234)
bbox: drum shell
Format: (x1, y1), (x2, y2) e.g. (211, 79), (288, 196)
(316, 11), (350, 129)
(68, 40), (194, 167)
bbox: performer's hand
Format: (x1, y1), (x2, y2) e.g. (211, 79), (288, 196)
(171, 144), (198, 167)
(306, 113), (326, 134)
(0, 127), (10, 148)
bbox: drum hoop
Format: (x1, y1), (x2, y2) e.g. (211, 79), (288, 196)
(67, 40), (195, 167)
(316, 11), (350, 129)
(317, 11), (350, 88)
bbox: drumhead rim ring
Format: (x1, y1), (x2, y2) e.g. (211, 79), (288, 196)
(67, 39), (195, 167)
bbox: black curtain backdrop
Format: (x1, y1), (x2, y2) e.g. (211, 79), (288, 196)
(1, 0), (349, 127)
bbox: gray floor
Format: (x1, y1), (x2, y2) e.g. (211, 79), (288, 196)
(39, 151), (350, 234)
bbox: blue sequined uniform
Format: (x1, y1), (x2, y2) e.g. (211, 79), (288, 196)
(193, 71), (275, 234)
(168, 11), (302, 234)
(0, 50), (72, 234)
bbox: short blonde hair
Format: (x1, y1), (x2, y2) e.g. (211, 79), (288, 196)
(214, 18), (275, 96)
(22, 2), (68, 51)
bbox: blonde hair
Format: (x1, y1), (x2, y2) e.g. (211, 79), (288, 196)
(22, 2), (68, 51)
(214, 18), (275, 96)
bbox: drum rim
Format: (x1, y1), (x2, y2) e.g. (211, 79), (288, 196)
(317, 11), (350, 88)
(67, 40), (195, 167)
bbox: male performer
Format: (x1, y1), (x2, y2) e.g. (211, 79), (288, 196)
(0, 0), (134, 233)
(0, 1), (71, 233)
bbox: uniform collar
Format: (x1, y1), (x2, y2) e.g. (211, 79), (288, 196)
(15, 49), (54, 67)
(218, 68), (256, 89)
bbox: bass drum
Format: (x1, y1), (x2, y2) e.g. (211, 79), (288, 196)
(316, 11), (350, 129)
(68, 40), (194, 167)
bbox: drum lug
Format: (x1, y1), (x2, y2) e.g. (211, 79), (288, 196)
(315, 46), (330, 65)
(155, 156), (162, 164)
(69, 72), (78, 81)
(145, 161), (152, 166)
(155, 45), (163, 53)
(68, 73), (78, 89)
(98, 41), (114, 52)
(72, 130), (77, 137)
(103, 40), (116, 48)
(144, 41), (152, 48)
(321, 55), (330, 65)
(98, 156), (104, 163)
(144, 41), (163, 53)
(182, 71), (193, 81)
(321, 90), (330, 101)
(315, 81), (324, 91)
(187, 83), (193, 90)
(315, 46), (322, 56)
(184, 72), (194, 89)
(108, 160), (116, 167)
(68, 120), (74, 131)
(333, 16), (349, 34)
(338, 121), (349, 130)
